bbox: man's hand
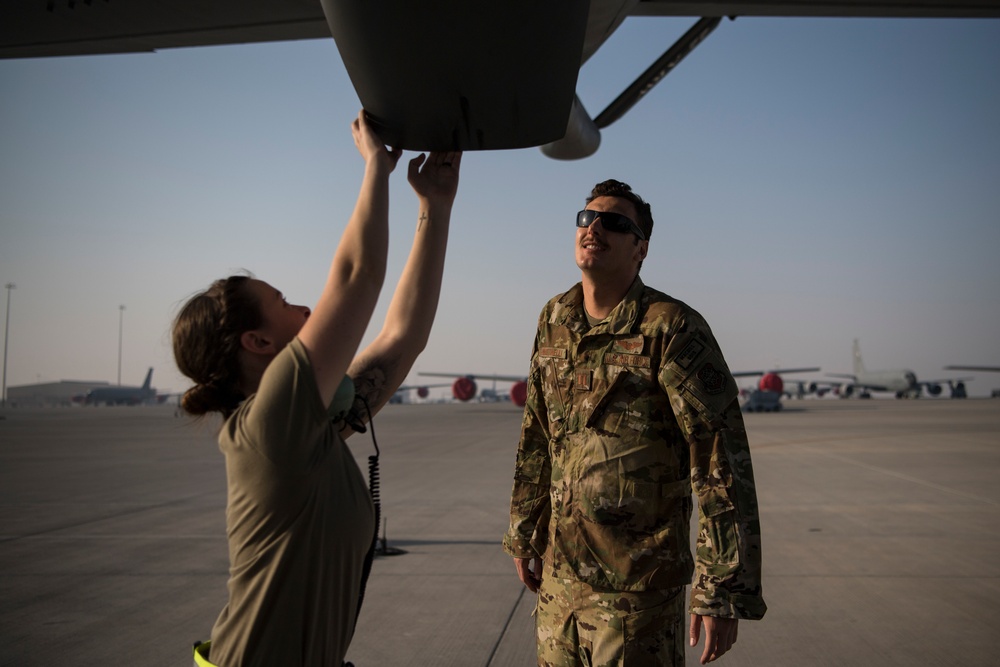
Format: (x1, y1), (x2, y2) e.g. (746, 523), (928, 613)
(690, 614), (738, 664)
(514, 557), (542, 593)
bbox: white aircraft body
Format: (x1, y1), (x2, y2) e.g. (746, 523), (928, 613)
(830, 340), (969, 399)
(4, 1), (999, 159)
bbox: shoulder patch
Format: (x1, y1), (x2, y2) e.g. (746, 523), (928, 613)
(675, 338), (705, 370)
(696, 363), (727, 395)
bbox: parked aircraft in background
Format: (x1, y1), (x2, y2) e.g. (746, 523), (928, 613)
(388, 383), (452, 405)
(781, 380), (833, 399)
(425, 365), (825, 411)
(419, 373), (528, 407)
(84, 368), (156, 406)
(733, 367), (821, 412)
(4, 2), (998, 160)
(830, 340), (969, 399)
(945, 366), (1000, 398)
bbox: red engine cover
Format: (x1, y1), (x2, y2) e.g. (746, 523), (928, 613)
(758, 372), (784, 394)
(452, 377), (477, 402)
(417, 386), (429, 399)
(510, 381), (527, 407)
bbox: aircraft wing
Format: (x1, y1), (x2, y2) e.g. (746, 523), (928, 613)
(825, 373), (891, 391)
(6, 1), (1000, 157)
(419, 372), (526, 383)
(6, 1), (1000, 61)
(396, 383), (452, 391)
(1, 2), (331, 59)
(944, 365), (1000, 372)
(731, 367), (820, 377)
(632, 1), (1000, 18)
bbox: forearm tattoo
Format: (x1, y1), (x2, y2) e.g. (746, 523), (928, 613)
(418, 211), (428, 232)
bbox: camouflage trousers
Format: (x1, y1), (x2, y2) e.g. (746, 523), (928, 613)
(535, 576), (685, 667)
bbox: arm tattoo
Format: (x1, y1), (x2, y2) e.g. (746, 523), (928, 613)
(346, 356), (399, 427)
(418, 211), (428, 232)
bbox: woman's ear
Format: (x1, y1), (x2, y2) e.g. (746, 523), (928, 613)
(240, 330), (275, 355)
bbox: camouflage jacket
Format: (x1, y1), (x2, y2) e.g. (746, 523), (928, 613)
(503, 277), (766, 620)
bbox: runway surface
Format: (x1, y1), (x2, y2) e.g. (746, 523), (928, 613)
(1, 398), (998, 666)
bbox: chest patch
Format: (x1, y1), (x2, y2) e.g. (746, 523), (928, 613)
(603, 352), (652, 369)
(539, 346), (567, 359)
(575, 369), (593, 391)
(613, 335), (645, 355)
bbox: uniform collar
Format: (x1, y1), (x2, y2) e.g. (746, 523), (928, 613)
(551, 276), (646, 335)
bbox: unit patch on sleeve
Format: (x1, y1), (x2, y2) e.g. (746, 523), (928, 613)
(675, 338), (705, 370)
(695, 363), (727, 395)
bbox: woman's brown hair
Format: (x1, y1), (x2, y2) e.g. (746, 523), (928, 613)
(172, 275), (262, 418)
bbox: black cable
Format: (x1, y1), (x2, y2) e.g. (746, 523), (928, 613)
(361, 396), (381, 554)
(351, 396), (379, 638)
(343, 395), (404, 666)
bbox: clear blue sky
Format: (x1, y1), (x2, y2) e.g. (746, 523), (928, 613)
(2, 17), (999, 398)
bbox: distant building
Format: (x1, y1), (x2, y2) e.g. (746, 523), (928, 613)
(6, 380), (109, 407)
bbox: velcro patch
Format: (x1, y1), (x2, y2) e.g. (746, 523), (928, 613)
(696, 363), (727, 394)
(675, 338), (705, 370)
(613, 335), (645, 355)
(603, 353), (652, 369)
(575, 369), (592, 391)
(539, 347), (567, 359)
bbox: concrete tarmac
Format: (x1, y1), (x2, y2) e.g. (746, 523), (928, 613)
(1, 398), (998, 666)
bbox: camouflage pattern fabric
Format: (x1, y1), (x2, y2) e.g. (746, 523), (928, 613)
(504, 277), (766, 621)
(536, 576), (684, 667)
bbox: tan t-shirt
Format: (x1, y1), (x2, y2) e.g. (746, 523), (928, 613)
(208, 337), (376, 666)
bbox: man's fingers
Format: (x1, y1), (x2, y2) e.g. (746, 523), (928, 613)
(697, 617), (738, 664)
(514, 558), (539, 592)
(689, 614), (702, 647)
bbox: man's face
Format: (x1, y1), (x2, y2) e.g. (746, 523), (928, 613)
(575, 196), (647, 279)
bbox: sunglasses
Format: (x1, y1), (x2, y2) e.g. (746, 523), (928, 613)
(576, 209), (646, 240)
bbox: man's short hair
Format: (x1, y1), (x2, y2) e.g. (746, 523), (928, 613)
(586, 179), (654, 241)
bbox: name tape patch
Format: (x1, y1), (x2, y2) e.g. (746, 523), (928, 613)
(603, 353), (652, 369)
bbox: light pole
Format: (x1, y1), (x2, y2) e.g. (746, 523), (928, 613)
(2, 283), (15, 408)
(117, 304), (126, 385)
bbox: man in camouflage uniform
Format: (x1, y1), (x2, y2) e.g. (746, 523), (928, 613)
(504, 180), (765, 666)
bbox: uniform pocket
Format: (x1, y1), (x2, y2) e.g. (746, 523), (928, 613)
(622, 587), (685, 665)
(697, 487), (740, 566)
(514, 448), (547, 484)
